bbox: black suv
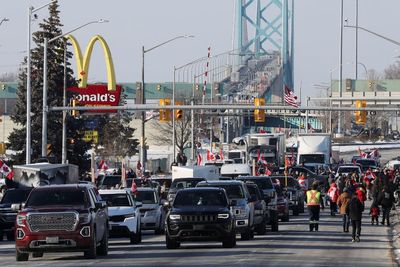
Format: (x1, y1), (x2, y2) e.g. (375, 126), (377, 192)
(0, 187), (33, 241)
(165, 188), (236, 249)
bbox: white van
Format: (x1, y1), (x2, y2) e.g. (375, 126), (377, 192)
(220, 164), (252, 179)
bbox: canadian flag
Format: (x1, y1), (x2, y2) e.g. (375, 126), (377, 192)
(206, 150), (215, 161)
(265, 166), (272, 176)
(357, 147), (368, 158)
(0, 160), (14, 180)
(197, 153), (203, 166)
(220, 149), (224, 161)
(98, 160), (108, 171)
(131, 180), (138, 195)
(257, 149), (261, 162)
(369, 149), (379, 158)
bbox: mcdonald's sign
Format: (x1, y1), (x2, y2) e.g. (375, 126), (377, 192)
(66, 34), (122, 113)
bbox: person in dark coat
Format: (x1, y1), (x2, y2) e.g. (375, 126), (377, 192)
(378, 185), (395, 225)
(346, 193), (364, 242)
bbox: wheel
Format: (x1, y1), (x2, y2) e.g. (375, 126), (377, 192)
(84, 231), (97, 259)
(222, 232), (236, 248)
(32, 252), (44, 258)
(0, 229), (3, 241)
(155, 217), (165, 235)
(6, 231), (15, 241)
(240, 227), (253, 240)
(97, 229), (108, 256)
(271, 218), (279, 232)
(165, 234), (180, 249)
(130, 228), (141, 244)
(293, 206), (299, 216)
(255, 218), (267, 235)
(16, 250), (29, 261)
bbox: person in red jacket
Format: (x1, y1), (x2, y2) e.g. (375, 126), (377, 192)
(327, 183), (340, 216)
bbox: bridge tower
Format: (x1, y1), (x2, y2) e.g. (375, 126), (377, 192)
(236, 0), (294, 95)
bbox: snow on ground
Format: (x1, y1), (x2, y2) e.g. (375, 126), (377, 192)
(333, 142), (400, 153)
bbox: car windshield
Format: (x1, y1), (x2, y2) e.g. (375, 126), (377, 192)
(338, 167), (359, 173)
(356, 159), (377, 167)
(171, 179), (205, 190)
(174, 190), (227, 207)
(241, 178), (273, 190)
(100, 193), (130, 207)
(135, 191), (157, 204)
(98, 176), (122, 189)
(198, 184), (244, 199)
(26, 188), (89, 207)
(1, 189), (32, 204)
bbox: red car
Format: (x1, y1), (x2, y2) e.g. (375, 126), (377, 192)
(14, 184), (109, 261)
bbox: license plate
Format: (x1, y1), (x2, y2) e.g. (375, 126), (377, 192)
(46, 236), (59, 244)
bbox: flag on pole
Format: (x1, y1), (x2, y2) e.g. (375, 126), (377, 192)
(284, 85), (299, 108)
(197, 153), (203, 166)
(98, 160), (108, 171)
(0, 160), (14, 180)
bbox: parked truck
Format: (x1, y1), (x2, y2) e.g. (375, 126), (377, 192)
(171, 165), (219, 181)
(297, 133), (332, 171)
(247, 133), (286, 168)
(12, 163), (79, 188)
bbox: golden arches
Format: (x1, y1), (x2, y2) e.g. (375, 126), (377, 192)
(65, 34), (116, 91)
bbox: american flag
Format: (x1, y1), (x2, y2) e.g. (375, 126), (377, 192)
(284, 85), (299, 108)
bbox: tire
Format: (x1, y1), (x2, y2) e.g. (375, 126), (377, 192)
(130, 228), (141, 245)
(165, 234), (180, 249)
(271, 218), (279, 232)
(6, 231), (15, 241)
(240, 227), (253, 240)
(293, 206), (299, 216)
(32, 252), (44, 258)
(97, 229), (108, 256)
(282, 212), (290, 222)
(16, 250), (29, 261)
(0, 229), (3, 241)
(222, 232), (236, 248)
(84, 231), (97, 259)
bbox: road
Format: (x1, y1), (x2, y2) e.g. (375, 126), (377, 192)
(0, 206), (395, 267)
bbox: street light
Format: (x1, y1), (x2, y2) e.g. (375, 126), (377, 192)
(345, 25), (400, 47)
(26, 0), (57, 164)
(41, 19), (109, 159)
(141, 34), (193, 171)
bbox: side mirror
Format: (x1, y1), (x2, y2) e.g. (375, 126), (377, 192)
(162, 199), (170, 208)
(95, 201), (107, 210)
(11, 203), (22, 211)
(135, 201), (143, 208)
(230, 200), (237, 206)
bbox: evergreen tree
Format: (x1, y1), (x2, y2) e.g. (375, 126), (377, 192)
(8, 1), (91, 173)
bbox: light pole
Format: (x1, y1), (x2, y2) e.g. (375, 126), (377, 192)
(141, 35), (193, 171)
(41, 19), (109, 159)
(338, 0), (344, 137)
(26, 0), (57, 164)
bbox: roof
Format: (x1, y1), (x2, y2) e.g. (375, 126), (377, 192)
(98, 189), (129, 195)
(197, 180), (244, 186)
(178, 187), (226, 192)
(237, 176), (272, 180)
(136, 187), (156, 192)
(34, 184), (93, 190)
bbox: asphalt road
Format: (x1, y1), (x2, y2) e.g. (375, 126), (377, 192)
(0, 206), (395, 267)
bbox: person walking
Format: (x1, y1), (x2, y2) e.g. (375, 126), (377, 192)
(306, 181), (324, 232)
(327, 183), (340, 216)
(370, 199), (380, 225)
(346, 193), (364, 242)
(337, 187), (351, 232)
(378, 185), (395, 226)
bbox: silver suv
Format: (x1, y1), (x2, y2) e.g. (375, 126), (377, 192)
(133, 188), (165, 235)
(196, 180), (255, 240)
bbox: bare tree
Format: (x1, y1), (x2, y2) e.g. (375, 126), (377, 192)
(384, 61), (400, 79)
(0, 72), (17, 82)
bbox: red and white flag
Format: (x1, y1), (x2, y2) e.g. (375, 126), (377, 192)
(206, 149), (215, 161)
(257, 149), (261, 162)
(357, 147), (368, 158)
(284, 85), (299, 108)
(220, 149), (224, 161)
(0, 160), (14, 180)
(197, 153), (203, 166)
(265, 166), (272, 176)
(131, 179), (138, 195)
(98, 160), (108, 171)
(369, 149), (379, 158)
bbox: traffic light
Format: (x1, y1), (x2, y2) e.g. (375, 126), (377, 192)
(46, 144), (53, 157)
(195, 84), (200, 91)
(72, 98), (80, 118)
(175, 101), (183, 120)
(254, 98), (266, 123)
(1, 84), (5, 90)
(156, 84), (162, 91)
(159, 98), (171, 122)
(355, 100), (367, 125)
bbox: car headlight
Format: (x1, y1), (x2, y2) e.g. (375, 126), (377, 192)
(16, 214), (26, 227)
(125, 213), (136, 219)
(218, 213), (230, 219)
(169, 214), (181, 220)
(79, 213), (91, 224)
(231, 206), (247, 218)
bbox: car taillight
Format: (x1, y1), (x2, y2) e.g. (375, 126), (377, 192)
(16, 213), (27, 227)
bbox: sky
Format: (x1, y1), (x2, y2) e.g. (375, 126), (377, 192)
(1, 0), (400, 104)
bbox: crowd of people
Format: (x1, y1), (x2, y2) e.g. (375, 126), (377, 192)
(302, 165), (399, 243)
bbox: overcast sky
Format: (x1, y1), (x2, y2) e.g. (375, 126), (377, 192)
(1, 0), (400, 104)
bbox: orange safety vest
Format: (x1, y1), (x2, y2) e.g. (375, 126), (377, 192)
(306, 190), (321, 206)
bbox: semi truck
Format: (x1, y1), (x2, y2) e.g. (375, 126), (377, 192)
(297, 133), (332, 171)
(247, 133), (286, 168)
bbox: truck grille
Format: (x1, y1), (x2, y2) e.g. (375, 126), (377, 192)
(109, 215), (125, 222)
(27, 212), (78, 232)
(181, 214), (217, 223)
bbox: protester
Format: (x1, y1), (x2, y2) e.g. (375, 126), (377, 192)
(337, 187), (351, 232)
(306, 182), (324, 232)
(378, 185), (395, 226)
(327, 183), (340, 216)
(370, 199), (380, 226)
(346, 193), (364, 242)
